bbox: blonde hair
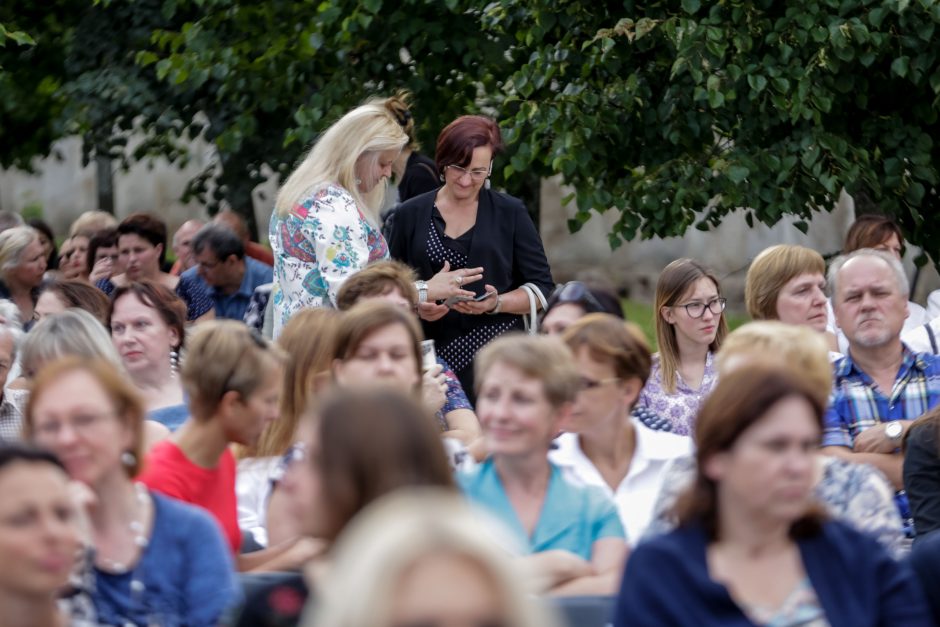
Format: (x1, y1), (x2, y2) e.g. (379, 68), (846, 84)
(181, 320), (287, 420)
(654, 258), (728, 394)
(275, 97), (408, 224)
(241, 308), (339, 460)
(25, 357), (146, 477)
(744, 245), (826, 321)
(309, 489), (562, 627)
(474, 333), (580, 408)
(717, 320), (832, 406)
(0, 226), (38, 275)
(20, 310), (123, 378)
(68, 211), (118, 238)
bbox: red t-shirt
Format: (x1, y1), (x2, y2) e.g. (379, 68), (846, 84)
(138, 441), (241, 554)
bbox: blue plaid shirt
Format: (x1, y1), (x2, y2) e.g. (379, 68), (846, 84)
(823, 345), (940, 537)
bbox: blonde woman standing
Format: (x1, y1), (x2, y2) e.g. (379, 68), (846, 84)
(269, 97), (409, 337)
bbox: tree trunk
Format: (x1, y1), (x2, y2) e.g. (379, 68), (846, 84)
(96, 154), (115, 214)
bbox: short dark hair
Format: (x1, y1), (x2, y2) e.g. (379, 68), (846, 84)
(117, 214), (168, 265)
(0, 443), (67, 475)
(435, 115), (504, 177)
(85, 228), (119, 276)
(192, 223), (245, 261)
(27, 218), (58, 270)
(109, 280), (187, 350)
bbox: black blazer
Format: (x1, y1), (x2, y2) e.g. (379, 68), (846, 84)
(388, 187), (554, 344)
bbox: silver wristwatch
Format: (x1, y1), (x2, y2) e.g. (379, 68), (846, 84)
(885, 421), (903, 445)
(415, 280), (429, 304)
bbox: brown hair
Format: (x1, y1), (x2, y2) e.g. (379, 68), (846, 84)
(435, 115), (504, 178)
(85, 228), (118, 276)
(336, 261), (418, 310)
(744, 245), (826, 321)
(843, 214), (904, 254)
(385, 90), (420, 150)
(654, 258), (728, 393)
(311, 388), (455, 542)
(562, 313), (652, 386)
(117, 213), (168, 266)
(244, 308), (339, 460)
(474, 333), (581, 409)
(109, 281), (187, 350)
(182, 320), (287, 421)
(25, 357), (146, 477)
(332, 301), (423, 387)
(673, 364), (827, 540)
(40, 279), (111, 325)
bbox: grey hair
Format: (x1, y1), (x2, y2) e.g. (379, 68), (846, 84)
(192, 223), (245, 260)
(20, 309), (123, 378)
(828, 248), (909, 301)
(0, 226), (38, 275)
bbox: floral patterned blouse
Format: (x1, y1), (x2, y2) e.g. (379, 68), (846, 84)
(268, 183), (388, 337)
(637, 352), (718, 437)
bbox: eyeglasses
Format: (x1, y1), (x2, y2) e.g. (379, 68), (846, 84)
(580, 376), (620, 390)
(547, 281), (606, 314)
(446, 164), (491, 181)
(33, 411), (115, 439)
(675, 297), (727, 319)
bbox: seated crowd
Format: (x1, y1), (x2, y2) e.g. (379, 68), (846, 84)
(3, 108), (940, 626)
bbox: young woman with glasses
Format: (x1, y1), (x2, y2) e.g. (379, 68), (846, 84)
(637, 258), (728, 436)
(388, 115), (554, 400)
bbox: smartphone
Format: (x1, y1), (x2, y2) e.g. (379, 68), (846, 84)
(444, 291), (496, 307)
(421, 340), (437, 371)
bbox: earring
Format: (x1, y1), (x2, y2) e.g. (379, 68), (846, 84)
(439, 174), (445, 182)
(121, 451), (137, 468)
(169, 349), (179, 377)
(355, 178), (362, 185)
(484, 178), (491, 189)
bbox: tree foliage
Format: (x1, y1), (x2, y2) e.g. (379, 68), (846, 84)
(494, 0), (940, 260)
(3, 0), (940, 257)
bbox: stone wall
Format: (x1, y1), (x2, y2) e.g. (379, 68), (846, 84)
(2, 138), (936, 305)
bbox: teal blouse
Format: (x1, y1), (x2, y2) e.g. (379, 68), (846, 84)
(458, 458), (625, 560)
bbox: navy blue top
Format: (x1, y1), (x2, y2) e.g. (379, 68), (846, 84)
(92, 491), (241, 626)
(178, 257), (273, 322)
(614, 520), (931, 627)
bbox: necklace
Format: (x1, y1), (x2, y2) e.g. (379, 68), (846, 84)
(97, 483), (150, 574)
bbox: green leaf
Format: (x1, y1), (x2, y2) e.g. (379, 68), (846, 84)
(747, 74), (767, 93)
(681, 0), (701, 14)
(891, 56), (910, 79)
(728, 165), (750, 183)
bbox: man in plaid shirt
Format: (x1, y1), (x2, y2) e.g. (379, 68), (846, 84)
(822, 249), (940, 538)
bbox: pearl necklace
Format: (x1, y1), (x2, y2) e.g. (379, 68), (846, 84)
(97, 483), (150, 574)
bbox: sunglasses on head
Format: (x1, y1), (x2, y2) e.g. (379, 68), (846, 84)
(547, 281), (605, 314)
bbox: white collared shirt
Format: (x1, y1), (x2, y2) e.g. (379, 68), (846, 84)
(549, 419), (693, 545)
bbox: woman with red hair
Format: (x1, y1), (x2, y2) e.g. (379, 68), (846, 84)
(389, 115), (554, 397)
